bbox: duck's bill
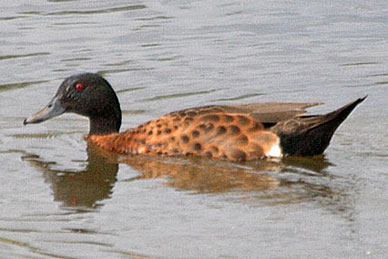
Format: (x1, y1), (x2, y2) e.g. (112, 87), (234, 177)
(23, 96), (65, 125)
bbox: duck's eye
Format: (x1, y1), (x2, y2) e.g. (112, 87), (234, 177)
(75, 83), (84, 91)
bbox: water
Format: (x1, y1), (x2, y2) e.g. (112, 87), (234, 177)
(1, 0), (388, 258)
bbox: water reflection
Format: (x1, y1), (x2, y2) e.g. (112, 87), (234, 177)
(20, 143), (350, 212)
(21, 145), (119, 210)
(119, 155), (282, 193)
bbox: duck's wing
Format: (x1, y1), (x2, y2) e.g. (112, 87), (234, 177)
(179, 102), (323, 124)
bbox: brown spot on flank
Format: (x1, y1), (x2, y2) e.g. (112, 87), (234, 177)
(220, 153), (227, 159)
(236, 135), (249, 145)
(192, 130), (200, 138)
(181, 135), (189, 143)
(184, 117), (193, 125)
(205, 151), (213, 158)
(238, 115), (250, 126)
(224, 114), (234, 122)
(187, 111), (197, 117)
(148, 130), (153, 135)
(248, 143), (264, 157)
(201, 114), (220, 122)
(229, 125), (240, 135)
(216, 126), (227, 136)
(164, 128), (172, 134)
(249, 122), (263, 132)
(193, 143), (202, 151)
(203, 123), (214, 133)
(157, 130), (162, 135)
(178, 111), (186, 117)
(169, 136), (176, 142)
(231, 149), (247, 161)
(210, 146), (219, 153)
(135, 138), (146, 145)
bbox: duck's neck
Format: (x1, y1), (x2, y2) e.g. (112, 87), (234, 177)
(89, 117), (120, 135)
(89, 108), (121, 135)
(87, 84), (122, 135)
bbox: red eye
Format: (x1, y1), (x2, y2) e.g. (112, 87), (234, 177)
(75, 83), (83, 91)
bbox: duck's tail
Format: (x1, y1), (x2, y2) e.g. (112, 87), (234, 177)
(271, 96), (367, 156)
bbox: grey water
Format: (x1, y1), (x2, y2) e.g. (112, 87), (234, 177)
(1, 0), (388, 258)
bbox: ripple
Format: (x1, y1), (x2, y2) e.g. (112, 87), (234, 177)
(61, 57), (92, 62)
(340, 61), (379, 66)
(141, 90), (217, 102)
(0, 52), (50, 61)
(116, 87), (147, 93)
(374, 81), (388, 85)
(0, 16), (26, 21)
(140, 43), (161, 48)
(135, 16), (173, 21)
(48, 0), (79, 2)
(46, 5), (146, 16)
(215, 93), (264, 102)
(0, 237), (29, 247)
(97, 68), (153, 75)
(366, 73), (388, 77)
(0, 80), (48, 92)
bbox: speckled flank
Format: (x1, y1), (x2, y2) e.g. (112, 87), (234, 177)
(87, 108), (281, 161)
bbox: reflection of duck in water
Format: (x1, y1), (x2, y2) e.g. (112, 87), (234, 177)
(22, 142), (333, 209)
(21, 145), (119, 209)
(24, 73), (365, 160)
(21, 145), (281, 208)
(22, 142), (356, 222)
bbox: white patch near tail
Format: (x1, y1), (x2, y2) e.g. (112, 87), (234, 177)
(266, 140), (283, 159)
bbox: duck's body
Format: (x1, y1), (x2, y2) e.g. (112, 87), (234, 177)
(24, 73), (366, 161)
(87, 106), (282, 161)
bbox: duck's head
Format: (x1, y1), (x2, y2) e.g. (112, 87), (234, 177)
(24, 73), (122, 135)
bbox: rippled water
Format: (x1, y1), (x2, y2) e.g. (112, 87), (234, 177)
(1, 0), (388, 258)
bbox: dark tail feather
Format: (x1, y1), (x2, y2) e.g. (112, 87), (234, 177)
(274, 96), (367, 156)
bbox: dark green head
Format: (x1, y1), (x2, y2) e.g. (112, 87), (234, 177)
(24, 73), (122, 135)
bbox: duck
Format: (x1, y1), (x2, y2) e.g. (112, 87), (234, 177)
(24, 73), (366, 161)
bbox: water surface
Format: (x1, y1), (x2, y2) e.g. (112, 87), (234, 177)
(1, 0), (388, 258)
